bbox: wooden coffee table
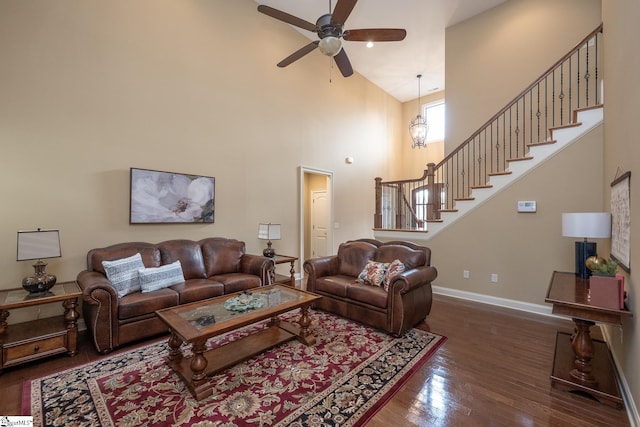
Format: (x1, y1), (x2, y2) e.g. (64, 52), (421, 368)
(155, 284), (322, 400)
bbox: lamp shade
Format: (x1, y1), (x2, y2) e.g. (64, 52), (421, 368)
(17, 229), (61, 261)
(562, 213), (611, 238)
(258, 223), (281, 241)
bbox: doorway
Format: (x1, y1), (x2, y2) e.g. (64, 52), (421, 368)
(299, 166), (333, 281)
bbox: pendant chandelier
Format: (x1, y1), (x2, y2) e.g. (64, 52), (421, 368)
(409, 74), (429, 148)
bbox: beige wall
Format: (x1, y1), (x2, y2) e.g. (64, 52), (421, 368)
(422, 125), (604, 302)
(0, 1), (402, 316)
(602, 0), (640, 415)
(445, 0), (602, 153)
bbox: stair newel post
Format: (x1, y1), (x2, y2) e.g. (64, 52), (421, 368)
(426, 163), (439, 220)
(396, 184), (404, 229)
(374, 177), (382, 229)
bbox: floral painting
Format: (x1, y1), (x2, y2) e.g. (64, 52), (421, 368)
(130, 168), (215, 223)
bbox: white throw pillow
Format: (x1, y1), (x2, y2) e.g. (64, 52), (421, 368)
(102, 253), (144, 298)
(138, 260), (185, 293)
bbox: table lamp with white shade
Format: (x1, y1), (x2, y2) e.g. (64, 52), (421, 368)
(562, 213), (611, 279)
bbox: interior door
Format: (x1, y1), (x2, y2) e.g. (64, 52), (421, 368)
(311, 190), (329, 258)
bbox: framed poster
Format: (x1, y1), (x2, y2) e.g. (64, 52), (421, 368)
(130, 168), (215, 224)
(610, 171), (630, 271)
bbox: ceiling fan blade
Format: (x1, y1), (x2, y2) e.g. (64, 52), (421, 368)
(333, 49), (354, 77)
(257, 5), (317, 32)
(331, 0), (358, 26)
(343, 28), (407, 42)
(277, 41), (319, 68)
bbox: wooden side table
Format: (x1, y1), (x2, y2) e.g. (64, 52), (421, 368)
(545, 271), (632, 408)
(269, 255), (298, 287)
(0, 281), (81, 371)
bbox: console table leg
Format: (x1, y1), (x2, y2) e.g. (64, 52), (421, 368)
(570, 318), (597, 386)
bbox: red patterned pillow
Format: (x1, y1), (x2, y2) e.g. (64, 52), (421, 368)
(383, 259), (405, 291)
(357, 260), (390, 287)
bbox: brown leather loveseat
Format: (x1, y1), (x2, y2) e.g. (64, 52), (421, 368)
(304, 239), (437, 336)
(77, 237), (273, 353)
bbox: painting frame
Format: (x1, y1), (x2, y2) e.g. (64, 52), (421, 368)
(130, 167), (215, 224)
(610, 171), (630, 272)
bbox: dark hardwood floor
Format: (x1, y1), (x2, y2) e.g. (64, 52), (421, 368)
(0, 294), (632, 426)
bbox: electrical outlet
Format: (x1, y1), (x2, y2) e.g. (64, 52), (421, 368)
(491, 274), (498, 283)
(463, 270), (470, 279)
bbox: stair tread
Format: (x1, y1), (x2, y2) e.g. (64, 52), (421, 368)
(440, 209), (458, 213)
(470, 185), (493, 189)
(507, 156), (534, 163)
(454, 197), (475, 201)
(488, 171), (512, 176)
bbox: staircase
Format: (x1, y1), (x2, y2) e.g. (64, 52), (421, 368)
(373, 25), (604, 239)
(422, 105), (603, 239)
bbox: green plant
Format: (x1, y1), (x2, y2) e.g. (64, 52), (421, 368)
(592, 258), (618, 276)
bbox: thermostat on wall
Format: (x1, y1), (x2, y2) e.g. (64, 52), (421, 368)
(517, 200), (537, 213)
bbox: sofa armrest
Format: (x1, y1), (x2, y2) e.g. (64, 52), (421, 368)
(240, 254), (275, 285)
(388, 266), (438, 294)
(77, 270), (119, 353)
(303, 256), (339, 292)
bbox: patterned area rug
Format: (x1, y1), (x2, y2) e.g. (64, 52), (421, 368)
(23, 310), (445, 427)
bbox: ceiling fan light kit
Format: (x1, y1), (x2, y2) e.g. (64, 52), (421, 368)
(318, 36), (342, 56)
(410, 74), (429, 148)
(257, 0), (406, 78)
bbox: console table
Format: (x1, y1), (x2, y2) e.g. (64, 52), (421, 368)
(545, 271), (632, 408)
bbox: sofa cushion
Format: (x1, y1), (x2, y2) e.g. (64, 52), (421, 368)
(90, 243), (160, 274)
(383, 259), (406, 292)
(170, 279), (224, 304)
(138, 261), (185, 293)
(201, 238), (244, 276)
(210, 273), (261, 294)
(118, 288), (179, 320)
(101, 253), (144, 298)
(357, 260), (390, 287)
(337, 241), (378, 277)
(374, 244), (426, 269)
(158, 240), (206, 280)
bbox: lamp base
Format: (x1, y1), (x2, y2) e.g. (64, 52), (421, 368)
(575, 241), (597, 279)
(22, 260), (57, 294)
(263, 241), (275, 258)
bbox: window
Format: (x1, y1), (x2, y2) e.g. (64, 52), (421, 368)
(423, 101), (445, 143)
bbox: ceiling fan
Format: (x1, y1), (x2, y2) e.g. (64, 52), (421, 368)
(257, 0), (407, 77)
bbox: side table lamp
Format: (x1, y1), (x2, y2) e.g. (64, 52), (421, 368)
(17, 228), (62, 294)
(258, 223), (281, 257)
(561, 213), (611, 279)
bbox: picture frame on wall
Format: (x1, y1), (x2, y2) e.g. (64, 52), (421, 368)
(130, 168), (215, 224)
(610, 171), (630, 271)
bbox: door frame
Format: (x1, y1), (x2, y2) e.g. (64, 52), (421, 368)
(299, 166), (333, 280)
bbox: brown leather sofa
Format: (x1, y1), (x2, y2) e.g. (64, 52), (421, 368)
(304, 239), (437, 336)
(77, 237), (273, 353)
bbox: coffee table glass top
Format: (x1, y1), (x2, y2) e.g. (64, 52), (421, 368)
(176, 285), (311, 331)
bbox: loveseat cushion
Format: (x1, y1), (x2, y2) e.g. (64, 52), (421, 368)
(336, 241), (377, 277)
(210, 273), (261, 294)
(313, 275), (355, 298)
(374, 244), (426, 269)
(158, 240), (206, 280)
(118, 288), (179, 320)
(201, 238), (244, 276)
(170, 279), (224, 304)
(346, 283), (388, 309)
